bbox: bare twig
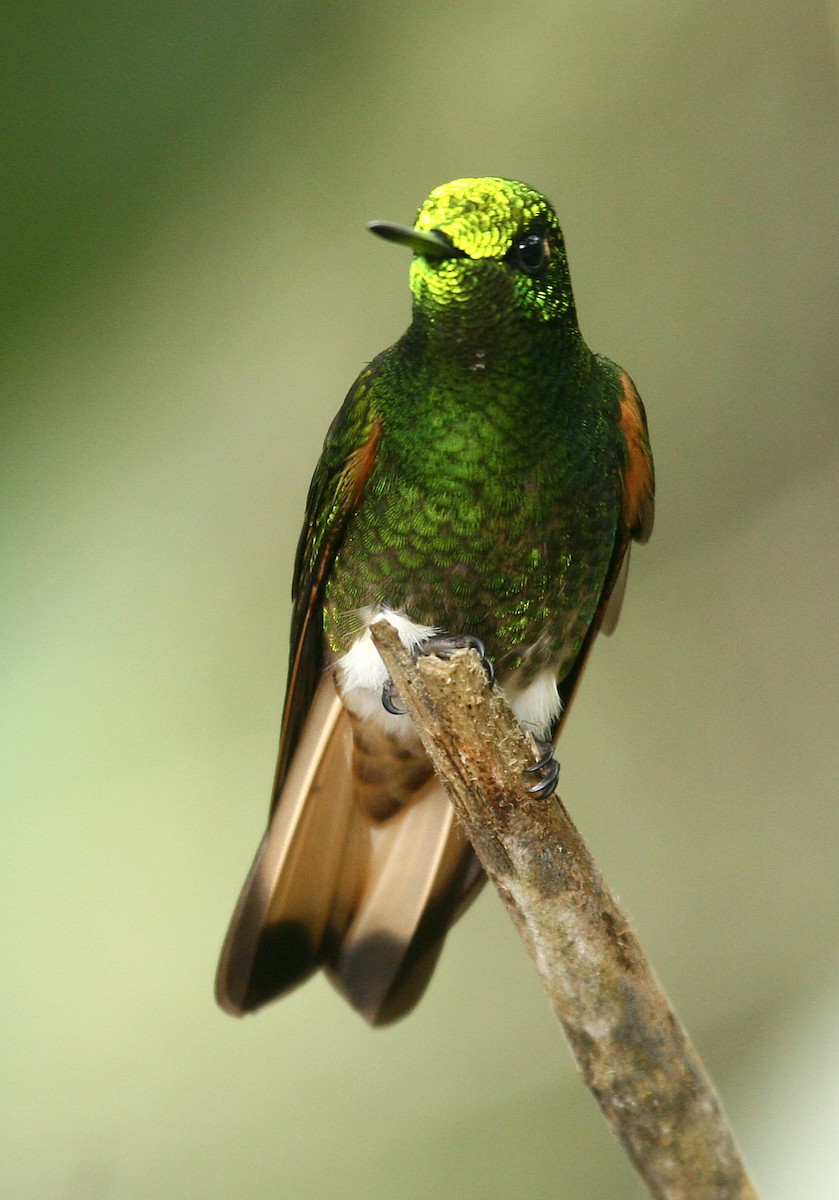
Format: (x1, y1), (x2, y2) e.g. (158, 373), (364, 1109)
(371, 622), (760, 1200)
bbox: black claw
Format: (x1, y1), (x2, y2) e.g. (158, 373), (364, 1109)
(381, 677), (407, 716)
(528, 761), (560, 798)
(525, 739), (560, 798)
(417, 634), (495, 687)
(525, 741), (555, 774)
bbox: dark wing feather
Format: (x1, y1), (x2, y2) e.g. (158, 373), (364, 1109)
(556, 366), (654, 729)
(270, 364), (383, 808)
(216, 364), (384, 1015)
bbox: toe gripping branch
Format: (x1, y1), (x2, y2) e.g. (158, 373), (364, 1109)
(381, 676), (408, 716)
(380, 634), (495, 717)
(525, 739), (560, 799)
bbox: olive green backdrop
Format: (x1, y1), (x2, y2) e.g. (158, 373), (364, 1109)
(3, 3), (837, 1197)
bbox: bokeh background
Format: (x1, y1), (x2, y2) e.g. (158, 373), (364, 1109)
(3, 3), (838, 1197)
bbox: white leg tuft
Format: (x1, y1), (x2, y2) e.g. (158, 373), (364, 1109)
(334, 608), (439, 739)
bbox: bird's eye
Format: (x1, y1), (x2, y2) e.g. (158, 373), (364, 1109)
(511, 232), (548, 276)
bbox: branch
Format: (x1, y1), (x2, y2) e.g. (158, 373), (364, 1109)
(371, 622), (760, 1200)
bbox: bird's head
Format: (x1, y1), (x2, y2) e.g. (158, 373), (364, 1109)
(369, 178), (577, 343)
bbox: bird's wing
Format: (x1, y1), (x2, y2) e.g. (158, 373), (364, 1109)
(216, 365), (384, 1015)
(557, 367), (654, 723)
(271, 363), (384, 807)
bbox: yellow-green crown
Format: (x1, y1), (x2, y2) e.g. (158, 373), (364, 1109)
(405, 177), (575, 330)
(414, 177), (561, 259)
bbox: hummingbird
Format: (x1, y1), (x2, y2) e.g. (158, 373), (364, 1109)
(216, 177), (654, 1026)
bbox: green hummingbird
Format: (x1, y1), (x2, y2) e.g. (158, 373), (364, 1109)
(216, 177), (654, 1026)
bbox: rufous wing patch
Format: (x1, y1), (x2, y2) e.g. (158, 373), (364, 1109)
(618, 371), (655, 544)
(343, 415), (382, 509)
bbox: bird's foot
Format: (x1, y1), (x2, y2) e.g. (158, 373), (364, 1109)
(379, 633), (496, 716)
(381, 677), (407, 716)
(525, 738), (560, 798)
(415, 634), (496, 686)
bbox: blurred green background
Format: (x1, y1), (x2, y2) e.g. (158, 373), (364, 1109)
(3, 3), (838, 1197)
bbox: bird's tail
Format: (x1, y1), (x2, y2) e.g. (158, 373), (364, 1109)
(215, 673), (483, 1024)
